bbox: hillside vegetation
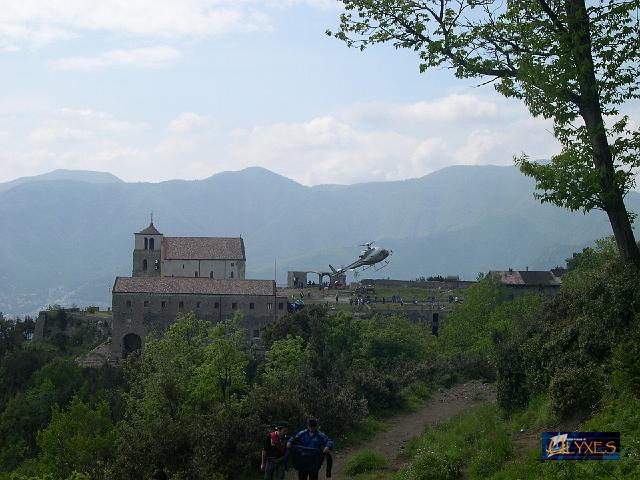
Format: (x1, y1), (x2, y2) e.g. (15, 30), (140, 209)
(1, 238), (638, 478)
(360, 238), (640, 479)
(0, 305), (450, 478)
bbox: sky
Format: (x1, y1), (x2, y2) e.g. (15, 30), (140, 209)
(0, 0), (569, 185)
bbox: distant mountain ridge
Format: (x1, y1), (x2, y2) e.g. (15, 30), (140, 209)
(0, 169), (123, 193)
(0, 165), (635, 315)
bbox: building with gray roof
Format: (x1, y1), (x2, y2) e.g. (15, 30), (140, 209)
(490, 268), (562, 296)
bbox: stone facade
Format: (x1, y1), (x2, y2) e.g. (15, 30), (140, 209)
(132, 221), (246, 280)
(111, 280), (286, 358)
(287, 271), (308, 288)
(33, 309), (111, 344)
(112, 220), (284, 359)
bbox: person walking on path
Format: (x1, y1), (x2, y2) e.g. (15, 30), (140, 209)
(261, 421), (290, 480)
(287, 417), (333, 480)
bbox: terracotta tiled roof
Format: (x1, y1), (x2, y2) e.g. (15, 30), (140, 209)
(113, 277), (275, 296)
(163, 237), (245, 260)
(137, 222), (162, 235)
(491, 270), (561, 287)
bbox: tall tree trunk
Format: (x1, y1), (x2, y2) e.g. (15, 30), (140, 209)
(565, 0), (640, 268)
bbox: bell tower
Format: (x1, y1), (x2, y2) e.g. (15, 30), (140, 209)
(132, 214), (163, 277)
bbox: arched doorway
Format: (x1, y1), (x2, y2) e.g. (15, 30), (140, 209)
(318, 272), (332, 287)
(123, 333), (142, 357)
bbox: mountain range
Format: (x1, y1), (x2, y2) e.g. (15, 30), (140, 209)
(1, 165), (635, 316)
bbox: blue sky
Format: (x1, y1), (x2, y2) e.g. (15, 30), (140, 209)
(0, 0), (566, 185)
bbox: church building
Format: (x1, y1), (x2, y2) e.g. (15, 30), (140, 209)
(111, 218), (287, 358)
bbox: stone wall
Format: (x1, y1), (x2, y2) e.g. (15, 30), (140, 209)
(33, 309), (111, 344)
(162, 259), (245, 279)
(361, 307), (448, 326)
(132, 249), (162, 277)
(111, 291), (286, 358)
(359, 278), (476, 290)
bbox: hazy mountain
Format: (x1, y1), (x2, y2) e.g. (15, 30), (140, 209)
(0, 169), (123, 193)
(0, 165), (635, 315)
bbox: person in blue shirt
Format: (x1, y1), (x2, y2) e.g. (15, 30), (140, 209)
(287, 417), (333, 480)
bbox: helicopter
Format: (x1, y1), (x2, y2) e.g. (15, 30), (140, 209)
(329, 242), (393, 276)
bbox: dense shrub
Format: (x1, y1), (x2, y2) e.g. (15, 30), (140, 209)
(493, 333), (529, 412)
(611, 325), (640, 396)
(548, 365), (602, 418)
(489, 239), (640, 418)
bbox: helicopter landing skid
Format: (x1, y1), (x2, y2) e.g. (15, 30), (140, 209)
(372, 261), (390, 273)
(356, 260), (389, 275)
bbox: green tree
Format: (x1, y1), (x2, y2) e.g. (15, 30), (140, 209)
(114, 313), (252, 479)
(191, 318), (250, 404)
(263, 335), (312, 387)
(0, 316), (35, 358)
(37, 396), (116, 479)
(331, 0), (640, 267)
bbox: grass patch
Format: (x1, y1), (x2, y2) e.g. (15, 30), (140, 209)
(398, 393), (640, 480)
(509, 394), (556, 431)
(399, 381), (432, 411)
(345, 449), (388, 476)
(335, 417), (386, 449)
(400, 404), (512, 480)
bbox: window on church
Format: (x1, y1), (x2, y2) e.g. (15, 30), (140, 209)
(126, 300), (131, 308)
(253, 329), (260, 338)
(179, 301), (184, 309)
(143, 259), (148, 271)
(250, 303), (255, 309)
(149, 238), (154, 250)
(161, 301), (166, 308)
(267, 303), (273, 310)
(196, 301), (201, 308)
(210, 271), (213, 278)
(214, 302), (219, 309)
(144, 301), (149, 307)
(231, 262), (235, 267)
(230, 271), (234, 279)
(232, 302), (238, 309)
(154, 259), (159, 270)
(144, 237), (148, 250)
(278, 302), (284, 310)
(195, 271), (198, 277)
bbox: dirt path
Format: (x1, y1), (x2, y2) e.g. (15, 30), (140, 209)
(328, 380), (495, 478)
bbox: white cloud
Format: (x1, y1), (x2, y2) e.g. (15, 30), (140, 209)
(28, 126), (90, 143)
(49, 46), (182, 71)
(0, 0), (336, 50)
(0, 94), (565, 185)
(225, 95), (560, 184)
(341, 95), (500, 127)
(0, 22), (76, 51)
(168, 112), (210, 134)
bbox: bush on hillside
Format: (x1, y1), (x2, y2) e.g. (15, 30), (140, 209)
(344, 449), (388, 476)
(548, 365), (603, 418)
(611, 325), (640, 396)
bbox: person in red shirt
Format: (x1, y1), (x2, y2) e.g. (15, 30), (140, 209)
(261, 421), (289, 480)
